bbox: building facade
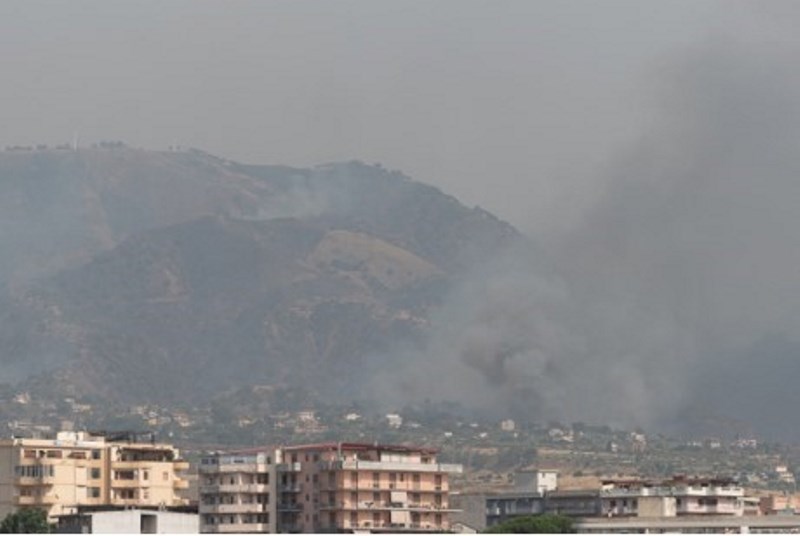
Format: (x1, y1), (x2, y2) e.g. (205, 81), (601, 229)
(600, 477), (745, 517)
(279, 442), (462, 533)
(198, 450), (276, 533)
(0, 431), (190, 520)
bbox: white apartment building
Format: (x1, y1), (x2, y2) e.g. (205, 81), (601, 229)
(600, 476), (745, 518)
(198, 450), (276, 533)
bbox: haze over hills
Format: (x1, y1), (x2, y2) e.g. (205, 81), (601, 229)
(3, 143), (800, 442)
(0, 146), (519, 408)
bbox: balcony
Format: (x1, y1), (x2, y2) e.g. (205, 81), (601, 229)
(341, 521), (444, 532)
(110, 498), (143, 506)
(111, 461), (153, 470)
(319, 501), (458, 512)
(320, 460), (462, 474)
(174, 460), (190, 471)
(200, 483), (269, 493)
(173, 479), (190, 490)
(14, 476), (55, 486)
(277, 503), (302, 512)
(15, 495), (56, 506)
(111, 479), (142, 488)
(203, 503), (270, 514)
(277, 462), (302, 472)
(278, 483), (301, 493)
(208, 522), (271, 533)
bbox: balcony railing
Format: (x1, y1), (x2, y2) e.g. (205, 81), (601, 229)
(319, 501), (458, 512)
(202, 503), (269, 514)
(14, 476), (56, 486)
(173, 460), (190, 471)
(207, 522), (271, 533)
(319, 460), (463, 474)
(277, 462), (302, 472)
(110, 479), (142, 488)
(199, 483), (269, 494)
(15, 495), (56, 505)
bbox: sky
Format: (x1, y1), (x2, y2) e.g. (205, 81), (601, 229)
(1, 0), (793, 235)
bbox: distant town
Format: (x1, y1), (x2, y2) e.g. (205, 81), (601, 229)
(4, 410), (800, 533)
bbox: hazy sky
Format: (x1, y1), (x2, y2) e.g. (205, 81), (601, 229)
(3, 1), (794, 235)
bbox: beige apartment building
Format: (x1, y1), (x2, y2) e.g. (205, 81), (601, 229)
(199, 442), (463, 533)
(199, 450), (276, 533)
(0, 431), (190, 520)
(277, 442), (462, 533)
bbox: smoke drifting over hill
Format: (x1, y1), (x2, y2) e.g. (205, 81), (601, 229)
(2, 3), (800, 440)
(373, 36), (800, 437)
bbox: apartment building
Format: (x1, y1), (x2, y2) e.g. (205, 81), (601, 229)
(600, 476), (745, 517)
(198, 450), (276, 533)
(276, 442), (463, 533)
(0, 431), (190, 520)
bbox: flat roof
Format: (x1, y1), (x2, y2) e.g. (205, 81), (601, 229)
(281, 442), (439, 455)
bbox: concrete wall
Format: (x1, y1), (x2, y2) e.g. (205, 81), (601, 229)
(91, 510), (199, 534)
(638, 496), (676, 517)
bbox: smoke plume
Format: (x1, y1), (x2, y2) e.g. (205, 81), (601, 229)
(373, 34), (800, 437)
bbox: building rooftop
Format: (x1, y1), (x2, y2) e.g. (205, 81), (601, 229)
(280, 441), (439, 455)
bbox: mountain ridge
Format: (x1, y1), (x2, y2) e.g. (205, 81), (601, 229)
(0, 146), (522, 407)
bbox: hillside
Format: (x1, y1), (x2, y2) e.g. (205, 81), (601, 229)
(0, 146), (520, 405)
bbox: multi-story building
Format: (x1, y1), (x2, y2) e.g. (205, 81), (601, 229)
(0, 431), (190, 520)
(278, 442), (462, 533)
(600, 476), (745, 517)
(198, 450), (276, 533)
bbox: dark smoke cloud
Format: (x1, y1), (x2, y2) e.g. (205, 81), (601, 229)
(373, 34), (800, 437)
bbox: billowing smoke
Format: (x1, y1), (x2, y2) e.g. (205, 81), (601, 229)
(372, 33), (800, 437)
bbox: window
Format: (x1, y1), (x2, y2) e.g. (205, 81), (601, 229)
(88, 487), (101, 499)
(163, 472), (169, 481)
(14, 465), (54, 478)
(143, 470), (149, 480)
(91, 450), (101, 460)
(90, 468), (101, 479)
(373, 492), (380, 502)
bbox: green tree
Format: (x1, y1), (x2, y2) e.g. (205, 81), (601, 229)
(484, 514), (575, 533)
(0, 508), (51, 533)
